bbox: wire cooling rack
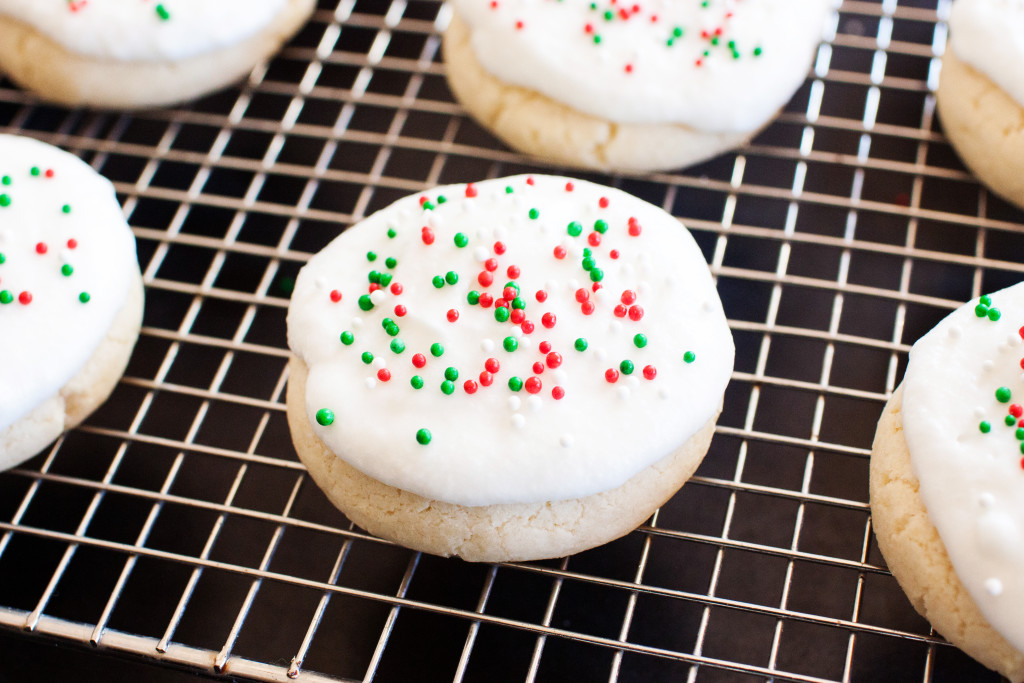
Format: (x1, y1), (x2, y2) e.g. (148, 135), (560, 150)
(1, 0), (1023, 681)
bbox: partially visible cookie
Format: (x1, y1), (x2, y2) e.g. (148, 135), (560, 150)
(0, 0), (314, 109)
(937, 0), (1024, 209)
(870, 283), (1024, 680)
(286, 174), (734, 561)
(0, 135), (143, 470)
(443, 0), (832, 172)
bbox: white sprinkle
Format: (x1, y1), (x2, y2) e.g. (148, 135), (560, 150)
(627, 375), (640, 389)
(554, 369), (568, 384)
(638, 280), (650, 294)
(985, 578), (1004, 597)
(372, 356), (386, 369)
(1009, 333), (1021, 347)
(352, 317), (364, 328)
(609, 320), (622, 334)
(983, 360), (995, 372)
(511, 414), (526, 429)
(595, 348), (608, 361)
(658, 387), (671, 400)
(508, 396), (522, 411)
(567, 278), (580, 291)
(364, 377), (377, 389)
(545, 279), (559, 292)
(528, 396), (543, 412)
(978, 492), (995, 509)
(474, 246), (488, 262)
(518, 335), (533, 351)
(974, 406), (986, 418)
(314, 276), (327, 289)
(560, 434), (574, 448)
(617, 386), (631, 400)
(370, 289), (387, 305)
(428, 213), (444, 229)
(481, 338), (495, 352)
(948, 325), (961, 339)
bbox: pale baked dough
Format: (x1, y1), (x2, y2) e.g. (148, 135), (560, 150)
(0, 0), (314, 109)
(0, 268), (144, 471)
(870, 386), (1024, 681)
(287, 356), (718, 562)
(936, 48), (1024, 210)
(442, 14), (750, 173)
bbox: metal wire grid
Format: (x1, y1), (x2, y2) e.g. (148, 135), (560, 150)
(0, 0), (1022, 680)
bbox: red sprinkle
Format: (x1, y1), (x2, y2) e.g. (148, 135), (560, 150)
(575, 288), (590, 303)
(507, 265), (521, 279)
(421, 227), (435, 245)
(465, 183), (478, 198)
(485, 358), (501, 373)
(605, 368), (619, 383)
(614, 304), (627, 318)
(539, 341), (552, 354)
(394, 304), (407, 317)
(377, 369), (391, 382)
(464, 380), (479, 394)
(546, 352), (562, 369)
(609, 249), (620, 260)
(67, 238), (78, 249)
(329, 289), (342, 302)
(510, 309), (525, 324)
(35, 242), (47, 255)
(588, 232), (602, 247)
(565, 182), (575, 192)
(553, 245), (567, 260)
(18, 291), (32, 305)
(592, 282), (602, 292)
(485, 258), (499, 272)
(621, 290), (637, 304)
(628, 217), (642, 236)
(479, 293), (494, 308)
(368, 283), (381, 293)
(479, 371), (494, 387)
(552, 386), (565, 400)
(599, 197), (610, 209)
(1011, 404), (1024, 418)
(478, 271), (494, 287)
(521, 320), (535, 334)
(581, 301), (596, 315)
(503, 286), (518, 301)
(494, 241), (507, 255)
(44, 169), (54, 179)
(535, 289), (548, 302)
(412, 353), (427, 368)
(447, 308), (459, 323)
(390, 282), (403, 295)
(542, 312), (557, 328)
(525, 377), (542, 394)
(526, 176), (535, 185)
(628, 305), (645, 321)
(532, 361), (545, 375)
(643, 365), (657, 380)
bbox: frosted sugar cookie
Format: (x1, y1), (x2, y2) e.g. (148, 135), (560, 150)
(0, 0), (314, 108)
(870, 282), (1024, 680)
(286, 175), (734, 562)
(0, 135), (143, 471)
(443, 0), (832, 172)
(937, 0), (1024, 209)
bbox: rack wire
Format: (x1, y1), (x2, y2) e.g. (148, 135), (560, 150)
(1, 0), (1023, 680)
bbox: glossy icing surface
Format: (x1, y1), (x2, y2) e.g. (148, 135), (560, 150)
(948, 0), (1024, 107)
(0, 135), (136, 431)
(0, 0), (290, 61)
(902, 281), (1024, 652)
(287, 175), (734, 506)
(451, 0), (832, 131)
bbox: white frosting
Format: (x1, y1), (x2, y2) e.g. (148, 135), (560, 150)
(451, 0), (833, 132)
(0, 135), (136, 432)
(288, 175), (734, 507)
(0, 0), (291, 62)
(901, 281), (1024, 653)
(948, 0), (1024, 108)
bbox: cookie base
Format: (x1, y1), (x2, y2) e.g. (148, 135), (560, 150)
(0, 0), (314, 109)
(0, 267), (145, 471)
(936, 49), (1024, 210)
(870, 386), (1024, 681)
(287, 356), (719, 562)
(442, 14), (751, 173)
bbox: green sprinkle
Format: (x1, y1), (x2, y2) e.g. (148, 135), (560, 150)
(454, 232), (469, 248)
(0, 194), (10, 208)
(467, 290), (480, 305)
(390, 338), (406, 354)
(603, 9), (613, 19)
(387, 228), (397, 239)
(155, 3), (171, 20)
(494, 307), (510, 323)
(567, 221), (583, 237)
(508, 376), (523, 391)
(378, 272), (393, 287)
(988, 308), (1002, 321)
(441, 380), (455, 395)
(0, 253), (5, 264)
(673, 26), (683, 38)
(620, 360), (635, 375)
(385, 257), (398, 269)
(996, 386), (1012, 403)
(975, 304), (989, 317)
(504, 281), (520, 295)
(594, 219), (608, 234)
(422, 201), (435, 210)
(582, 257), (595, 271)
(361, 351), (374, 365)
(315, 409), (335, 426)
(683, 351), (696, 363)
(368, 270), (381, 284)
(1017, 428), (1024, 441)
(633, 334), (648, 348)
(79, 292), (90, 303)
(980, 295), (992, 306)
(529, 208), (540, 220)
(593, 34), (602, 44)
(61, 264), (73, 277)
(411, 375), (424, 389)
(366, 251), (377, 262)
(505, 186), (514, 194)
(979, 421), (992, 434)
(445, 271), (459, 285)
(416, 428), (432, 445)
(430, 342), (444, 357)
(381, 317), (394, 329)
(444, 367), (459, 382)
(30, 166), (40, 176)
(575, 338), (588, 352)
(753, 46), (763, 57)
(385, 323), (400, 337)
(61, 204), (71, 214)
(0, 290), (12, 305)
(0, 175), (9, 185)
(511, 297), (525, 310)
(1007, 415), (1018, 427)
(432, 275), (445, 289)
(589, 268), (604, 283)
(340, 331), (354, 345)
(503, 336), (519, 352)
(358, 294), (374, 311)
(582, 247), (592, 257)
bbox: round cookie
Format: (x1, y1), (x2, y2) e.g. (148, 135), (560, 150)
(937, 0), (1024, 210)
(0, 0), (314, 109)
(0, 135), (143, 471)
(443, 0), (833, 173)
(286, 175), (734, 562)
(870, 283), (1024, 680)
